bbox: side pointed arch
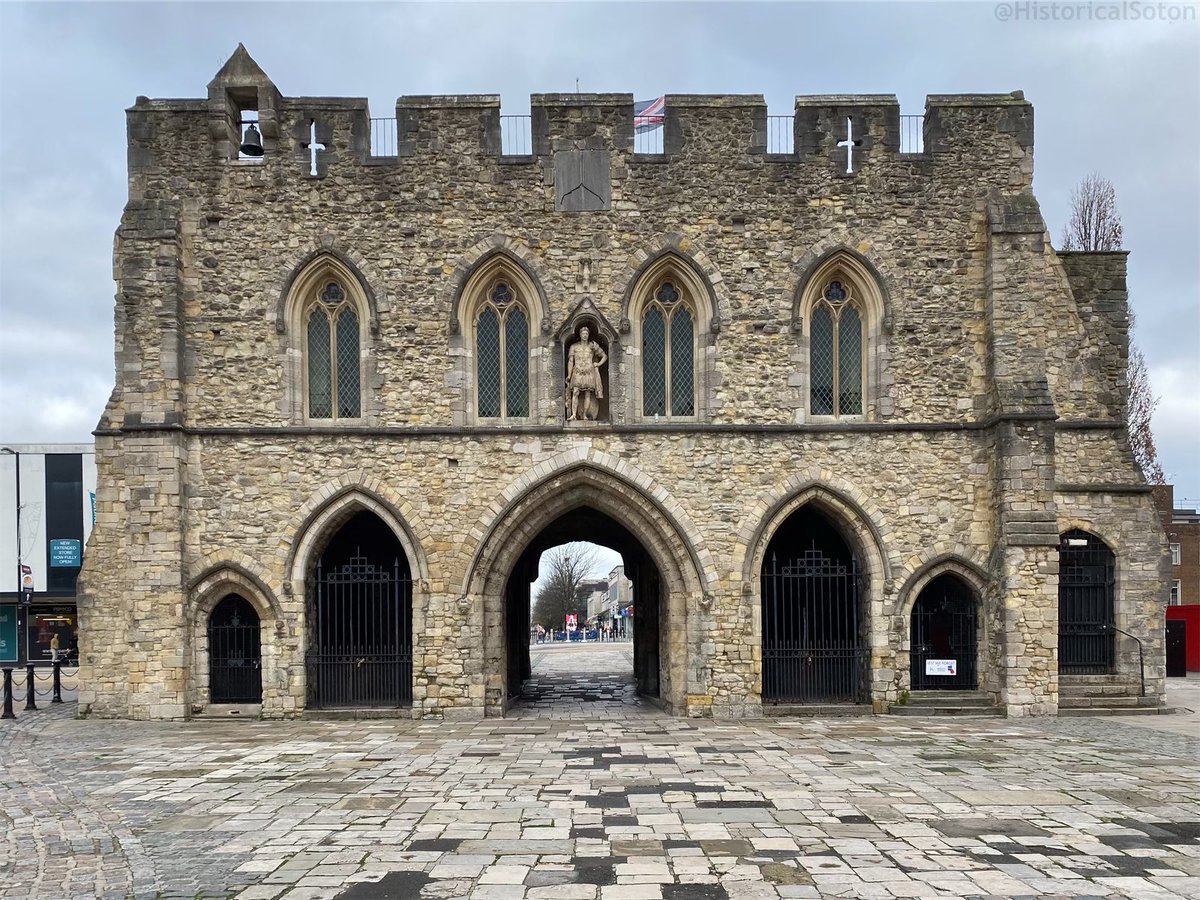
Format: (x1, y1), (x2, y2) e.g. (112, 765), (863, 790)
(276, 247), (381, 335)
(617, 241), (723, 335)
(448, 244), (552, 337)
(895, 553), (990, 622)
(789, 244), (894, 420)
(447, 241), (552, 423)
(285, 483), (431, 592)
(616, 242), (723, 420)
(186, 561), (284, 715)
(736, 474), (896, 592)
(277, 248), (376, 423)
(790, 244), (892, 332)
(187, 560), (283, 627)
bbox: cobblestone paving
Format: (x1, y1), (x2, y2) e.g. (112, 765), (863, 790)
(1, 652), (1198, 900)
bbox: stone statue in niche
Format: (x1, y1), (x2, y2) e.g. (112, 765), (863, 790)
(566, 325), (607, 421)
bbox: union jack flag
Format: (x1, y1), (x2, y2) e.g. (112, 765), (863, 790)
(634, 96), (665, 133)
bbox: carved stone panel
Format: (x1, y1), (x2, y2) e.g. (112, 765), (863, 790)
(554, 150), (611, 212)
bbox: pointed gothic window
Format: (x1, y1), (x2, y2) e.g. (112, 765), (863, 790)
(809, 279), (863, 417)
(305, 281), (361, 419)
(641, 280), (695, 416)
(476, 280), (530, 418)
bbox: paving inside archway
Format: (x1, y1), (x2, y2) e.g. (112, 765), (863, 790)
(504, 506), (666, 712)
(509, 641), (665, 719)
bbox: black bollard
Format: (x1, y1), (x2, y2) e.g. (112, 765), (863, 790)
(2, 668), (14, 719)
(52, 660), (63, 703)
(24, 663), (37, 711)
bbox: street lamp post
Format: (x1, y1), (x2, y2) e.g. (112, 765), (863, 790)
(0, 448), (24, 667)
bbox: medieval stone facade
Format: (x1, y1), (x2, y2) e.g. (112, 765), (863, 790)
(77, 46), (1169, 720)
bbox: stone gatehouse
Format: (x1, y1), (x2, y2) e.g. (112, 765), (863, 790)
(77, 46), (1168, 720)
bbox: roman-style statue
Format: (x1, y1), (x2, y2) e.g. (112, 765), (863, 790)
(566, 326), (607, 421)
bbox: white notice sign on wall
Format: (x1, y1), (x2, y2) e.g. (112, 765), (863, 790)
(925, 659), (957, 676)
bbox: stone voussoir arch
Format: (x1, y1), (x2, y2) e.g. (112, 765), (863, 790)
(273, 240), (386, 335)
(736, 470), (897, 591)
(460, 447), (716, 600)
(1055, 516), (1119, 554)
(284, 475), (432, 593)
(894, 551), (992, 622)
(615, 236), (726, 334)
(787, 240), (897, 333)
(446, 236), (555, 336)
(187, 558), (283, 628)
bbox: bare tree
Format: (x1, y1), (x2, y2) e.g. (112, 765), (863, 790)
(1061, 173), (1164, 484)
(531, 543), (598, 630)
(1060, 172), (1124, 251)
(1127, 335), (1165, 485)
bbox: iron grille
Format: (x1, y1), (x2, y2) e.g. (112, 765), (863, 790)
(669, 307), (695, 416)
(809, 306), (835, 415)
(1059, 530), (1115, 673)
(307, 554), (413, 708)
(762, 548), (866, 703)
(910, 577), (977, 690)
(307, 307), (332, 418)
(477, 307), (501, 417)
(505, 306), (529, 416)
(336, 307), (360, 418)
(837, 306), (863, 414)
(643, 307), (667, 415)
(208, 595), (262, 704)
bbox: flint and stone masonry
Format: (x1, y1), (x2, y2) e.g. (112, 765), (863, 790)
(77, 45), (1168, 720)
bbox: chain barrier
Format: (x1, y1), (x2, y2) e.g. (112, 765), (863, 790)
(2, 663), (81, 716)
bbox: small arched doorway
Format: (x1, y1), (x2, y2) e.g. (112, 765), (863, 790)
(910, 574), (978, 690)
(761, 505), (867, 704)
(306, 510), (413, 708)
(208, 594), (262, 703)
(1058, 529), (1115, 673)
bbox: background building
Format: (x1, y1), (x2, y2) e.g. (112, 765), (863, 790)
(0, 444), (96, 666)
(1155, 485), (1200, 673)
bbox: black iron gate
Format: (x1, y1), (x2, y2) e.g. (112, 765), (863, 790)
(910, 577), (977, 690)
(762, 549), (866, 703)
(209, 595), (262, 703)
(307, 554), (413, 708)
(1059, 530), (1115, 674)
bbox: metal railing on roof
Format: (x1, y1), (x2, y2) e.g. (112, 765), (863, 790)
(501, 116), (532, 156)
(370, 117), (397, 157)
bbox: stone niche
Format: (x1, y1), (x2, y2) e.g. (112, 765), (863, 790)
(558, 299), (619, 424)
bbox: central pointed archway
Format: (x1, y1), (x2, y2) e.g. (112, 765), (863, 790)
(464, 461), (707, 716)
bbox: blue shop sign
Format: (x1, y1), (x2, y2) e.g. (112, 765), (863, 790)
(0, 606), (16, 662)
(49, 539), (82, 567)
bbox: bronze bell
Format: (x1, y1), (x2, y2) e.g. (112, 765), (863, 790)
(239, 122), (264, 157)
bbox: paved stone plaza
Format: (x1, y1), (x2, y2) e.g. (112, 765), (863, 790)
(2, 646), (1198, 900)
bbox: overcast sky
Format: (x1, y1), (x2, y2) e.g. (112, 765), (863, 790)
(1, 1), (1197, 513)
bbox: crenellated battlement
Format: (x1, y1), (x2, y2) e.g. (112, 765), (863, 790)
(125, 44), (1034, 193)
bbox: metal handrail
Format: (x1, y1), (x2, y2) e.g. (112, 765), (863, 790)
(1108, 624), (1145, 697)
